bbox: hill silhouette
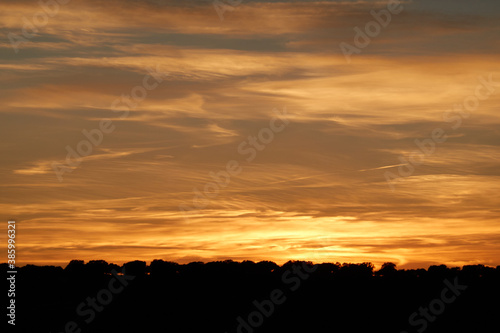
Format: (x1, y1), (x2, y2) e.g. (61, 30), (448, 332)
(3, 260), (499, 333)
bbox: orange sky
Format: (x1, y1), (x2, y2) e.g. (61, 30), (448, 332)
(1, 0), (500, 269)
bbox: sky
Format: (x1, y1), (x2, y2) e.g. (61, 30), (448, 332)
(1, 0), (499, 269)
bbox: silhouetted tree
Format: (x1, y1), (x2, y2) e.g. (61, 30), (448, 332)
(376, 262), (397, 277)
(338, 262), (374, 278)
(65, 259), (85, 275)
(150, 259), (179, 277)
(122, 260), (146, 277)
(255, 260), (279, 273)
(86, 260), (110, 275)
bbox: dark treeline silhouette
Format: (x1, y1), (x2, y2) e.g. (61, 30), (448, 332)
(3, 260), (499, 333)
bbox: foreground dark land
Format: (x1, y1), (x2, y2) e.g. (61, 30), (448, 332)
(3, 260), (500, 333)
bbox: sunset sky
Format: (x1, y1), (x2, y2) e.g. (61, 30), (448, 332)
(1, 0), (499, 269)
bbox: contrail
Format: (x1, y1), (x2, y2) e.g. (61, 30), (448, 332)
(358, 163), (406, 172)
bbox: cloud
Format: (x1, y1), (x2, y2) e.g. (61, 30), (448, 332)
(1, 0), (500, 268)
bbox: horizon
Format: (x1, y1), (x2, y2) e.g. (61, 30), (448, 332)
(3, 259), (500, 271)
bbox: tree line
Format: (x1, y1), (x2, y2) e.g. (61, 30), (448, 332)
(3, 260), (499, 333)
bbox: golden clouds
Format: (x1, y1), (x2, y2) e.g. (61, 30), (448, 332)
(1, 0), (500, 268)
